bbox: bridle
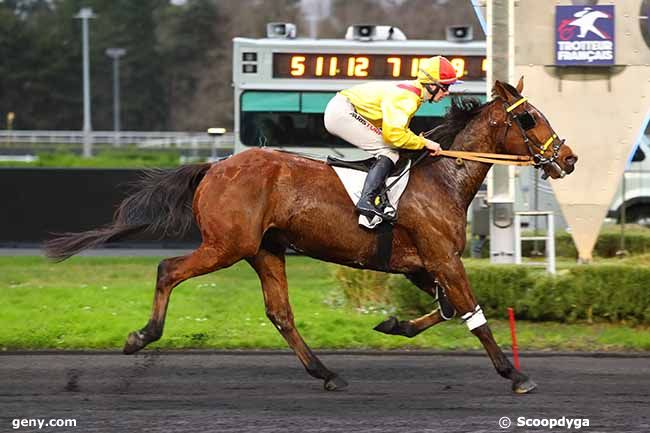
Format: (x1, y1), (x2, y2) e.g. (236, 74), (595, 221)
(402, 95), (569, 187)
(499, 97), (566, 179)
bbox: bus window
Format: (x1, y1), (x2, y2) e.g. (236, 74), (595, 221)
(241, 111), (351, 148)
(632, 146), (645, 162)
(240, 111), (446, 148)
(241, 91), (350, 148)
(238, 90), (477, 149)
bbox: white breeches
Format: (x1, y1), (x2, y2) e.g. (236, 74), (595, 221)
(324, 93), (400, 163)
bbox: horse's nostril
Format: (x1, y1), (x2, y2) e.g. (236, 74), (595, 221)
(565, 155), (578, 166)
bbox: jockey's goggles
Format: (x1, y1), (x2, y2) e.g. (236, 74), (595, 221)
(434, 83), (451, 92)
(423, 82), (451, 100)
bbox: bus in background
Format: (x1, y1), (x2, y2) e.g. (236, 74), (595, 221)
(232, 24), (487, 159)
(608, 121), (650, 226)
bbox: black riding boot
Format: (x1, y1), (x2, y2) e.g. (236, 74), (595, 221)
(356, 155), (395, 222)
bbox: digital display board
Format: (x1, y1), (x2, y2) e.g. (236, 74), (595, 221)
(273, 53), (486, 80)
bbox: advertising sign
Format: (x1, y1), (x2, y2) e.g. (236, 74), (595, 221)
(555, 5), (615, 66)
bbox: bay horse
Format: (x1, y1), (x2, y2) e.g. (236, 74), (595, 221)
(46, 79), (577, 393)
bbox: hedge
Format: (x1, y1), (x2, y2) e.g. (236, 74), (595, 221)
(335, 262), (650, 325)
(465, 225), (650, 258)
(531, 228), (650, 258)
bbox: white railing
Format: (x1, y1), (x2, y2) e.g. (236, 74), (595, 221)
(0, 130), (234, 151)
(514, 211), (556, 274)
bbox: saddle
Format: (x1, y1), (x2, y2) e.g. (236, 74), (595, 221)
(326, 155), (413, 229)
(326, 155), (412, 176)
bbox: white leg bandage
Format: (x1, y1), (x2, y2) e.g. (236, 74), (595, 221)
(461, 305), (487, 331)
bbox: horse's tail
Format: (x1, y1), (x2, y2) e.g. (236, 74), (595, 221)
(44, 163), (213, 262)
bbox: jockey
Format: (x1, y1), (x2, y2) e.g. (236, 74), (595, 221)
(324, 55), (459, 222)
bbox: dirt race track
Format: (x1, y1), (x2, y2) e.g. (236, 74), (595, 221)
(0, 352), (648, 433)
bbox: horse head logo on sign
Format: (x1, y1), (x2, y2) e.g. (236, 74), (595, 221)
(556, 5), (615, 66)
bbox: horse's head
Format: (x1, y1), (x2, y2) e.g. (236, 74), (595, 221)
(491, 78), (578, 179)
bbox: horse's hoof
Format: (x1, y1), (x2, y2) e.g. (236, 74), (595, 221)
(373, 316), (399, 335)
(324, 375), (348, 391)
(123, 331), (145, 355)
(513, 377), (537, 394)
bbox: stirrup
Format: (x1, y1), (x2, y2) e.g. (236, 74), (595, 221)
(356, 195), (397, 223)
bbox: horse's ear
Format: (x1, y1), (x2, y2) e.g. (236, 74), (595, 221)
(516, 76), (524, 94)
(491, 80), (508, 100)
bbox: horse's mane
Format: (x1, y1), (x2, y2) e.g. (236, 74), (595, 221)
(428, 97), (489, 149)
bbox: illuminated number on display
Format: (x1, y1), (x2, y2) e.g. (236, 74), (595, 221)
(347, 57), (369, 77)
(410, 58), (420, 77)
(410, 58), (428, 77)
(315, 56), (324, 76)
(290, 56), (306, 76)
(355, 57), (369, 76)
(450, 58), (466, 77)
(329, 57), (338, 76)
(347, 57), (355, 76)
(482, 58), (488, 72)
(387, 57), (401, 77)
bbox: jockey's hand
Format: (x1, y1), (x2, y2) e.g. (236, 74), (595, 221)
(423, 138), (442, 156)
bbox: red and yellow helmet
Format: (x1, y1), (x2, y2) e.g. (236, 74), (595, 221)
(417, 56), (458, 85)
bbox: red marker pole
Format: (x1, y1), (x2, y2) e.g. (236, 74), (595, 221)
(507, 307), (520, 370)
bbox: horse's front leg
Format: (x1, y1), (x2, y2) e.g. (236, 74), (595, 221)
(436, 255), (537, 394)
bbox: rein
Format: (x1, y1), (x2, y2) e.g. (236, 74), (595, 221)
(383, 124), (534, 193)
(420, 128), (534, 167)
(438, 149), (533, 166)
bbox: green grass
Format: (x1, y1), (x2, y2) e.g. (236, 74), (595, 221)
(0, 149), (184, 168)
(0, 256), (648, 351)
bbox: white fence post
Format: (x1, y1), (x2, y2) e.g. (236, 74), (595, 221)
(514, 211), (556, 274)
(547, 213), (556, 274)
(514, 213), (522, 265)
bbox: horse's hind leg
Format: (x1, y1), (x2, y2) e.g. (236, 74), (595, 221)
(248, 248), (348, 391)
(374, 271), (452, 338)
(123, 244), (236, 354)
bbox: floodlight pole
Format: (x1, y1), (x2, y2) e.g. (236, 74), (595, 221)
(106, 48), (126, 146)
(487, 0), (517, 264)
(75, 8), (96, 157)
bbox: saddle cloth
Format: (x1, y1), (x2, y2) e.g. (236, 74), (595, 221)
(327, 156), (411, 229)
